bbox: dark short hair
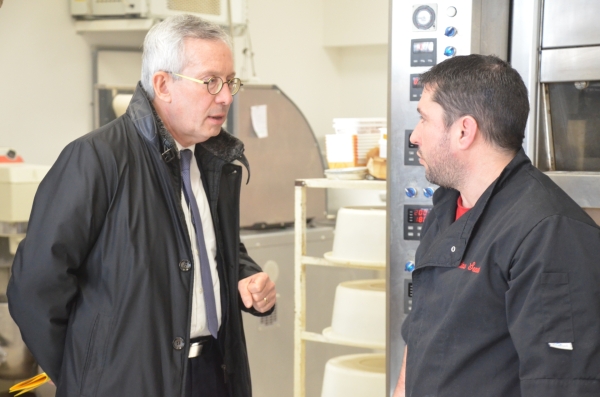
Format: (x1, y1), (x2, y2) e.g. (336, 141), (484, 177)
(420, 54), (529, 153)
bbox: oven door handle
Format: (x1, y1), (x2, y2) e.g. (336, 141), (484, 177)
(541, 83), (556, 171)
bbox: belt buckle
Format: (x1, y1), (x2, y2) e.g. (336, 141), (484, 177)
(188, 342), (204, 358)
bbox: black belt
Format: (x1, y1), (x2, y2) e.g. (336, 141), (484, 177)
(188, 335), (214, 358)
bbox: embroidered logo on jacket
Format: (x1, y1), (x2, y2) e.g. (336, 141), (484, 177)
(458, 261), (480, 274)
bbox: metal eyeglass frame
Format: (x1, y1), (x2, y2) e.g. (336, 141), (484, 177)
(170, 72), (243, 96)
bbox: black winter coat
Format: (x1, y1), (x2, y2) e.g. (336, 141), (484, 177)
(8, 84), (263, 397)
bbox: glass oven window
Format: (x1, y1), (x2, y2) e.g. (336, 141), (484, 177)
(549, 81), (600, 171)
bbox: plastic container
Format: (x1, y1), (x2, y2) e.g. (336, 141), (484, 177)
(324, 206), (386, 266)
(323, 279), (386, 348)
(321, 353), (385, 397)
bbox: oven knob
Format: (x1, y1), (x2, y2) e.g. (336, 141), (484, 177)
(405, 261), (416, 272)
(446, 6), (457, 17)
(405, 187), (418, 198)
(444, 46), (457, 57)
(423, 187), (435, 198)
(444, 26), (457, 37)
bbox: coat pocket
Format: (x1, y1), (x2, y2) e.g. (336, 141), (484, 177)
(79, 313), (112, 397)
(540, 272), (574, 343)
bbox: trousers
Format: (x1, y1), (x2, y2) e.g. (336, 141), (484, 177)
(185, 336), (229, 397)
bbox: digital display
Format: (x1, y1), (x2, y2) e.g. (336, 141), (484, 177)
(411, 75), (422, 88)
(404, 204), (433, 240)
(413, 41), (434, 53)
(407, 208), (430, 224)
(410, 38), (436, 67)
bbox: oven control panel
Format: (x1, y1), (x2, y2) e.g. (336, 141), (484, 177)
(410, 2), (477, 95)
(404, 205), (433, 240)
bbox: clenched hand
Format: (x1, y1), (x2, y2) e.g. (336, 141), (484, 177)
(238, 272), (276, 313)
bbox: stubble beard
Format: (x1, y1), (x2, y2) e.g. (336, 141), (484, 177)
(422, 134), (463, 190)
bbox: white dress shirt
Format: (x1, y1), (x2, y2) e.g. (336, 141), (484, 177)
(176, 142), (222, 338)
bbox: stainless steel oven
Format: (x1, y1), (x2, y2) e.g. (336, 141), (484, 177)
(388, 0), (600, 394)
(512, 0), (600, 224)
(387, 0), (511, 394)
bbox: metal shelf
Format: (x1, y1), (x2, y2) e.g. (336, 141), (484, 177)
(301, 331), (385, 350)
(302, 255), (385, 270)
(294, 178), (387, 397)
(295, 178), (386, 190)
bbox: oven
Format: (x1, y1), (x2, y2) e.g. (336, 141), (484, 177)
(388, 0), (600, 393)
(387, 0), (511, 393)
(512, 0), (600, 224)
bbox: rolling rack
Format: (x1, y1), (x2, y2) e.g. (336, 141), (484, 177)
(293, 178), (387, 397)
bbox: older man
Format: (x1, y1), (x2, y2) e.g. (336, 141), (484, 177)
(8, 15), (275, 397)
(394, 54), (600, 397)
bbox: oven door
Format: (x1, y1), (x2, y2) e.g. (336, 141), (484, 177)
(537, 46), (600, 172)
(537, 45), (600, 221)
(542, 0), (600, 49)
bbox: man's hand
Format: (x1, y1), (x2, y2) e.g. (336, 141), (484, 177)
(238, 272), (276, 313)
(392, 345), (408, 397)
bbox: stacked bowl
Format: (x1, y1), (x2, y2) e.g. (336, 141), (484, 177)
(324, 206), (386, 267)
(321, 353), (385, 397)
(322, 279), (386, 349)
(320, 206), (387, 396)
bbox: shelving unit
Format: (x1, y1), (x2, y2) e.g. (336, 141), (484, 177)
(294, 178), (387, 397)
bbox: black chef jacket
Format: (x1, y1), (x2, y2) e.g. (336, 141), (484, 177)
(401, 149), (600, 397)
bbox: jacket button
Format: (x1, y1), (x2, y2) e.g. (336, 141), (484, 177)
(451, 246), (456, 252)
(172, 337), (185, 350)
(179, 260), (192, 272)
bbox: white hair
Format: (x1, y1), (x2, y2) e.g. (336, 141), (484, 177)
(141, 14), (232, 100)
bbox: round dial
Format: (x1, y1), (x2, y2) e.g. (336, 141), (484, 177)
(445, 26), (458, 37)
(405, 187), (418, 198)
(413, 5), (436, 30)
(444, 46), (457, 57)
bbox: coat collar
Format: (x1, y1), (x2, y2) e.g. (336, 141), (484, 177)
(431, 148), (531, 235)
(125, 82), (250, 181)
(418, 148), (532, 269)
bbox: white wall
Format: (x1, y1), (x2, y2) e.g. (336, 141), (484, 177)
(239, 0), (388, 152)
(336, 44), (388, 118)
(0, 0), (92, 165)
(323, 0), (388, 47)
(0, 0), (387, 167)
(237, 0), (343, 142)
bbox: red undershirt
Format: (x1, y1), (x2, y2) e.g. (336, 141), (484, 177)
(455, 196), (471, 220)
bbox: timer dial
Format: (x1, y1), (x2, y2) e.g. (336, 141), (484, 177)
(413, 5), (436, 30)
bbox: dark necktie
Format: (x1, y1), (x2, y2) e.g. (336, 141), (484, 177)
(180, 149), (219, 339)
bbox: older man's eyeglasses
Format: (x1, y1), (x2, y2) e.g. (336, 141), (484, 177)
(171, 72), (243, 96)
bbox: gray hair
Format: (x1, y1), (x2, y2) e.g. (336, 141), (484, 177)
(141, 14), (232, 100)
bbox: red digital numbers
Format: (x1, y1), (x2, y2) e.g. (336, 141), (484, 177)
(409, 208), (430, 224)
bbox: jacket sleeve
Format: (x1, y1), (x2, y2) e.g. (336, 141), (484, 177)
(7, 138), (114, 383)
(505, 215), (600, 397)
(237, 241), (275, 316)
(238, 241), (263, 280)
